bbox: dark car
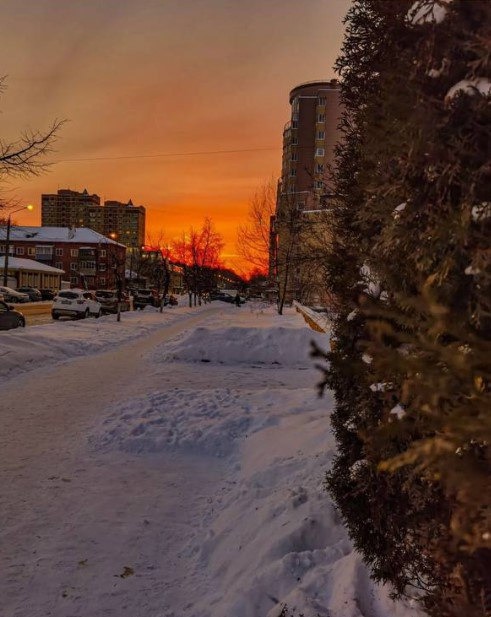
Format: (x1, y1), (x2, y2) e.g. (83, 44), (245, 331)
(39, 289), (56, 301)
(0, 301), (26, 330)
(94, 290), (130, 314)
(17, 286), (42, 302)
(211, 292), (235, 303)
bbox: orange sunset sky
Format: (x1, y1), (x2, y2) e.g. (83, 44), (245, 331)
(1, 0), (351, 274)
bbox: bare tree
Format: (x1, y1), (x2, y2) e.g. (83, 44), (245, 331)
(172, 218), (224, 306)
(0, 77), (64, 182)
(236, 177), (276, 273)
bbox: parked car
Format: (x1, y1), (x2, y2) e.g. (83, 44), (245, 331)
(39, 288), (56, 301)
(132, 288), (158, 310)
(0, 301), (25, 330)
(52, 289), (102, 320)
(94, 290), (130, 314)
(17, 286), (42, 302)
(0, 286), (30, 303)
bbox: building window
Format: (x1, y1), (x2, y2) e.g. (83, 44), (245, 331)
(292, 137), (298, 145)
(292, 120), (298, 129)
(290, 168), (296, 177)
(316, 131), (325, 140)
(318, 97), (326, 106)
(100, 249), (106, 258)
(56, 248), (63, 256)
(28, 247), (35, 256)
(70, 262), (78, 271)
(291, 153), (298, 162)
(316, 163), (324, 174)
(99, 277), (106, 287)
(15, 247), (24, 255)
(317, 114), (325, 123)
(35, 246), (53, 256)
(70, 276), (78, 285)
(55, 262), (63, 270)
(315, 180), (324, 189)
(99, 263), (107, 272)
(70, 249), (78, 257)
(315, 148), (325, 157)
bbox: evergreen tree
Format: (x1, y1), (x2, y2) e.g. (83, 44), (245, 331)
(318, 1), (490, 615)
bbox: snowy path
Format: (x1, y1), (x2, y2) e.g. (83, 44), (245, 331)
(1, 305), (423, 617)
(1, 308), (225, 617)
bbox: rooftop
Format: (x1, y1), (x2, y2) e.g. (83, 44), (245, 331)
(0, 226), (125, 247)
(0, 256), (65, 273)
(289, 79), (340, 103)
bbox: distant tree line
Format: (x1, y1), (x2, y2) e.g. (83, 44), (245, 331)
(315, 1), (490, 616)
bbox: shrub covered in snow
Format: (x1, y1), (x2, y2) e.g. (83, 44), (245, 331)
(316, 1), (490, 616)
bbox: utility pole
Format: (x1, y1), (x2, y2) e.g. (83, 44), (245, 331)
(2, 204), (34, 287)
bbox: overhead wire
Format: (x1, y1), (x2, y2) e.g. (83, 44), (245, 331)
(55, 146), (281, 164)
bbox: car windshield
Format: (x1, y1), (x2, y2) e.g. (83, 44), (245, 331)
(95, 291), (115, 298)
(58, 291), (79, 299)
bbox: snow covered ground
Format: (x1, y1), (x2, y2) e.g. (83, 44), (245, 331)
(1, 303), (423, 617)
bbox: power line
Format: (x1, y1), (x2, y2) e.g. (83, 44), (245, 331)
(55, 146), (281, 164)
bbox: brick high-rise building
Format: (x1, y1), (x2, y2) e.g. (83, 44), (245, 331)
(279, 79), (341, 210)
(271, 80), (343, 305)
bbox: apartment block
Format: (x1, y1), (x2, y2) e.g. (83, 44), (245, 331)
(0, 226), (126, 290)
(41, 189), (146, 250)
(271, 80), (343, 304)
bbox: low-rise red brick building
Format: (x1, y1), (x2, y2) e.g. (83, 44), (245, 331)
(0, 226), (126, 290)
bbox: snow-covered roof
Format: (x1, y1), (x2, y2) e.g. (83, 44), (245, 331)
(0, 226), (125, 247)
(0, 257), (65, 273)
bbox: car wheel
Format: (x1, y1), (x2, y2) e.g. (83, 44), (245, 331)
(83, 309), (89, 319)
(52, 312), (60, 320)
(95, 309), (102, 318)
(18, 317), (25, 327)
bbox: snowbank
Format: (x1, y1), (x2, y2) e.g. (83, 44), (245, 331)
(90, 312), (422, 617)
(159, 325), (327, 367)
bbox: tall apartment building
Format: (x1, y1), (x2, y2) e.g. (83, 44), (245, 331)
(41, 189), (146, 251)
(271, 80), (342, 304)
(279, 79), (341, 211)
(99, 200), (146, 252)
(42, 189), (101, 227)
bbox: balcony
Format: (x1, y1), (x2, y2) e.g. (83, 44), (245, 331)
(79, 267), (97, 276)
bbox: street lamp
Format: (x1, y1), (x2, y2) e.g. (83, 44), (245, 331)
(2, 204), (34, 286)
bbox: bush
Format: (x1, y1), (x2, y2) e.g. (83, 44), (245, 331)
(318, 1), (491, 615)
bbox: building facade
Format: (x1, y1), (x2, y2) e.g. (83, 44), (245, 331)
(41, 189), (146, 251)
(271, 80), (343, 305)
(0, 226), (126, 290)
(0, 256), (64, 290)
(279, 79), (341, 211)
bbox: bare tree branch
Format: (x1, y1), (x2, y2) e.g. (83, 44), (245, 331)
(236, 177), (276, 273)
(0, 76), (65, 180)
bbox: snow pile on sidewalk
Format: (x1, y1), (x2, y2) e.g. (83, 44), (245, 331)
(161, 325), (326, 366)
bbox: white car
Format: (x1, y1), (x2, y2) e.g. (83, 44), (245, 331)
(0, 286), (30, 303)
(52, 289), (102, 320)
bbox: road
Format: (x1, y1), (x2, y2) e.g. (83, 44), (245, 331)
(1, 308), (226, 617)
